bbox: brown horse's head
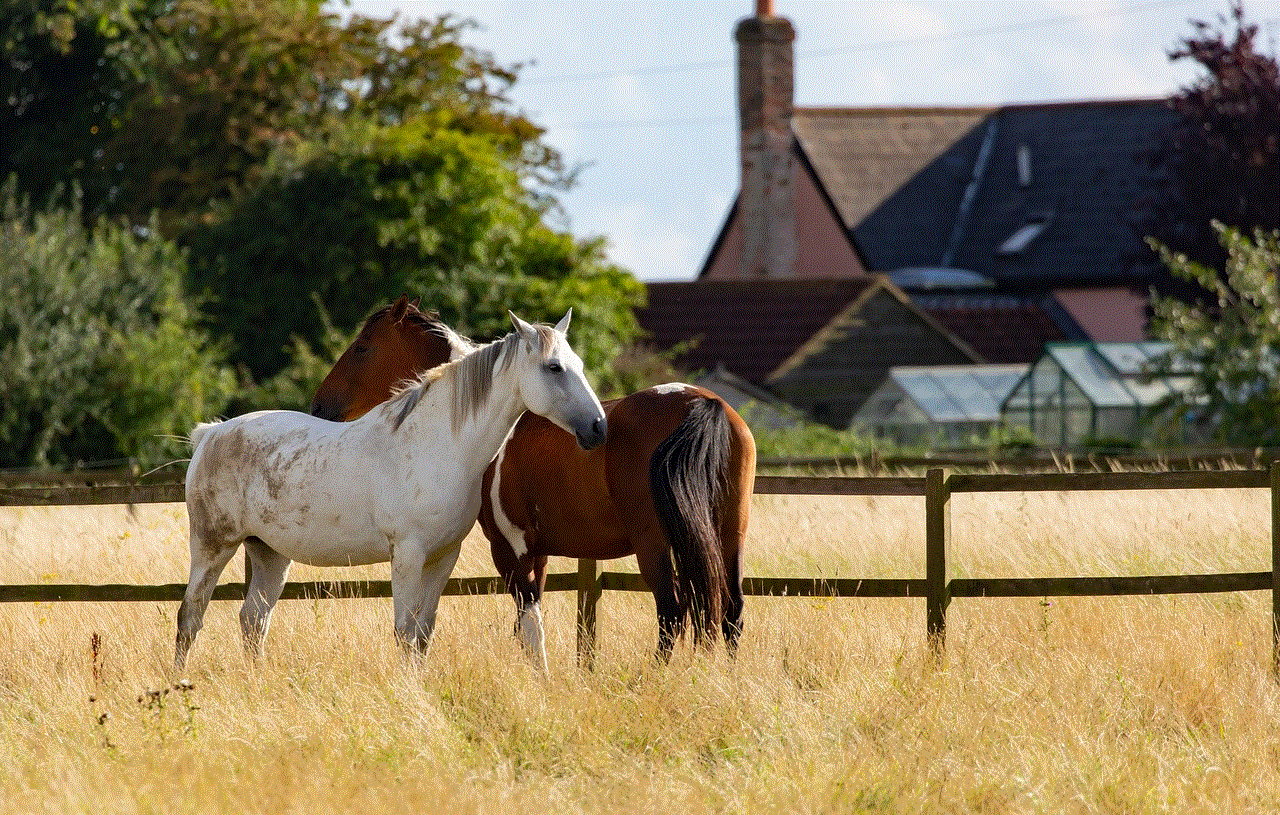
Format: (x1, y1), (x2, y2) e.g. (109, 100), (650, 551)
(310, 295), (473, 421)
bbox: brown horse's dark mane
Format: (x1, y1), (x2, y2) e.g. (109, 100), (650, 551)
(365, 303), (454, 342)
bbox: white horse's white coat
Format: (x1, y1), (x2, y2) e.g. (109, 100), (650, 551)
(175, 311), (606, 668)
(649, 382), (693, 396)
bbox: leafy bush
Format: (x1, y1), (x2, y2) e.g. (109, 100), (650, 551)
(1149, 224), (1280, 444)
(0, 181), (234, 468)
(747, 416), (887, 461)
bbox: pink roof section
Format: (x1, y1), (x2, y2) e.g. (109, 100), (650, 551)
(1053, 287), (1148, 343)
(702, 155), (867, 280)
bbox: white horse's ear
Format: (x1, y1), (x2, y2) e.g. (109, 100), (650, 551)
(509, 311), (539, 346)
(554, 308), (572, 334)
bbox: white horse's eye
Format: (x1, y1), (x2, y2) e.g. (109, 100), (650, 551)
(546, 362), (564, 374)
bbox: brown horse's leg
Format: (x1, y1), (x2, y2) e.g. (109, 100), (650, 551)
(718, 489), (750, 656)
(493, 536), (549, 670)
(634, 531), (683, 663)
(722, 551), (745, 655)
(721, 410), (755, 656)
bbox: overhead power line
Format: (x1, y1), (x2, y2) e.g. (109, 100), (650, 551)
(522, 0), (1202, 85)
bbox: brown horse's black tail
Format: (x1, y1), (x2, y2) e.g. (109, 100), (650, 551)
(649, 395), (733, 646)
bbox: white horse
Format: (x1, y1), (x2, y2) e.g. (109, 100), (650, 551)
(175, 311), (606, 669)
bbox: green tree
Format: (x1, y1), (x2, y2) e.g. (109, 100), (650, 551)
(1148, 224), (1280, 444)
(189, 117), (642, 397)
(1145, 1), (1280, 274)
(4, 0), (645, 414)
(1, 0), (152, 215)
(0, 180), (235, 468)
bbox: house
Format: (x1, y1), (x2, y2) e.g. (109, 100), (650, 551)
(636, 0), (1178, 430)
(638, 276), (981, 429)
(853, 364), (1030, 448)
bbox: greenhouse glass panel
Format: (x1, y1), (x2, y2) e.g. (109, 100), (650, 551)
(1119, 375), (1174, 406)
(934, 366), (1027, 421)
(857, 385), (906, 423)
(893, 370), (967, 421)
(1062, 376), (1090, 409)
(1031, 357), (1062, 402)
(894, 397), (930, 424)
(1064, 407), (1093, 444)
(971, 368), (1029, 401)
(1094, 342), (1171, 375)
(1004, 407), (1032, 431)
(1004, 377), (1033, 411)
(1095, 407), (1139, 441)
(1035, 412), (1063, 446)
(1050, 346), (1134, 407)
(931, 372), (995, 420)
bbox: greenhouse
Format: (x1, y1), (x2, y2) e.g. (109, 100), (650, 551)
(1000, 342), (1197, 448)
(853, 364), (1029, 448)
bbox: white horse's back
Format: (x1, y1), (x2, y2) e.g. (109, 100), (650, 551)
(186, 410), (399, 567)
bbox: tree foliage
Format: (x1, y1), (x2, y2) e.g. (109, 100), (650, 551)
(2, 0), (647, 449)
(3, 0), (566, 228)
(0, 180), (235, 468)
(1149, 225), (1280, 444)
(0, 0), (153, 214)
(1147, 0), (1280, 272)
(186, 117), (643, 394)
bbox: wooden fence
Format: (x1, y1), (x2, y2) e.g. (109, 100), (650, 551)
(3, 466), (1280, 672)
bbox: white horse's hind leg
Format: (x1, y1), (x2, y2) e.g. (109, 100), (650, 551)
(239, 537), (293, 661)
(391, 537), (464, 654)
(175, 538), (241, 671)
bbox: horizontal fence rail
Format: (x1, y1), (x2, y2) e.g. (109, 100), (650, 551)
(4, 464), (1280, 673)
(756, 447), (1280, 473)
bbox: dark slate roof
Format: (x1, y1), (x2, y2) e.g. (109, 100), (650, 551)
(793, 106), (991, 269)
(793, 100), (1179, 288)
(911, 293), (1084, 364)
(636, 278), (877, 383)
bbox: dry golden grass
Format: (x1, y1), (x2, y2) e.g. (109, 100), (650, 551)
(2, 482), (1279, 813)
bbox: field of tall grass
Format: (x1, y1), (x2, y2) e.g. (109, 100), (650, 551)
(3, 480), (1280, 813)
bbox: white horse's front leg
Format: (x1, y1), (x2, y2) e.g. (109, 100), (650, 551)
(390, 536), (464, 654)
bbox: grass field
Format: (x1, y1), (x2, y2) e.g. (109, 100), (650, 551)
(2, 482), (1279, 813)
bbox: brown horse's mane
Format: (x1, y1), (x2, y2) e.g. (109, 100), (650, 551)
(365, 302), (472, 349)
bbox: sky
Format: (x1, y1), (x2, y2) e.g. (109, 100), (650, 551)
(341, 1), (1280, 281)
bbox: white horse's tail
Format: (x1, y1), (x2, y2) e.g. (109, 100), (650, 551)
(188, 421), (222, 455)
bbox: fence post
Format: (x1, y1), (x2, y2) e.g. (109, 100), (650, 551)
(576, 557), (602, 669)
(1271, 461), (1280, 679)
(925, 468), (952, 653)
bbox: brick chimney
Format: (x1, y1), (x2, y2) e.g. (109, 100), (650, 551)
(735, 0), (796, 278)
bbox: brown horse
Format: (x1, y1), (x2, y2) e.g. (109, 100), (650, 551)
(308, 295), (474, 422)
(310, 297), (756, 666)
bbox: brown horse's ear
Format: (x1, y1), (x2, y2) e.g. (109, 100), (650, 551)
(390, 294), (410, 324)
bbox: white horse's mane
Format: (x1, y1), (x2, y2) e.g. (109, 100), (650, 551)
(386, 325), (554, 434)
